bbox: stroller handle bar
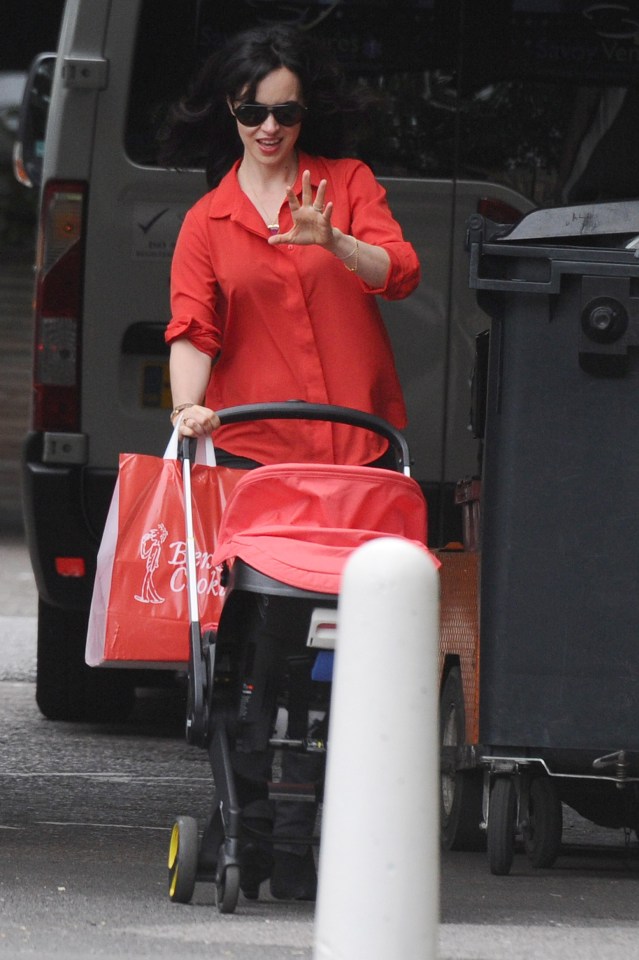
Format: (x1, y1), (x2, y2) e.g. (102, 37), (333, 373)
(185, 401), (412, 475)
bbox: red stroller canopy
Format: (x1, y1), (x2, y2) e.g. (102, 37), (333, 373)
(209, 462), (433, 594)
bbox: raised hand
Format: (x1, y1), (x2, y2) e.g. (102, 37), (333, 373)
(268, 170), (334, 247)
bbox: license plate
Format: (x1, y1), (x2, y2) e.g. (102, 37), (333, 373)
(141, 360), (172, 408)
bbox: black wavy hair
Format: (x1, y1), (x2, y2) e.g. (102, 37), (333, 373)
(158, 24), (372, 187)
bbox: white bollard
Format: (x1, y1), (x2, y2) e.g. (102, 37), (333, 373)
(313, 537), (440, 960)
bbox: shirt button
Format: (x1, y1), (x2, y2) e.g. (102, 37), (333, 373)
(288, 245), (294, 250)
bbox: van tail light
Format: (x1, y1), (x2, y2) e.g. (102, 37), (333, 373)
(12, 141), (32, 188)
(33, 180), (86, 432)
(477, 197), (523, 225)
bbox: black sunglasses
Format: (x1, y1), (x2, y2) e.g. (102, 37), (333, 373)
(232, 101), (307, 127)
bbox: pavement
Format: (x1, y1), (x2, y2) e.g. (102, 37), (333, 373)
(4, 534), (639, 957)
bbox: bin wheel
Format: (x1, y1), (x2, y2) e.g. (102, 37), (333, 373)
(487, 776), (517, 876)
(217, 864), (240, 914)
(440, 666), (485, 850)
(168, 816), (199, 903)
(523, 777), (562, 868)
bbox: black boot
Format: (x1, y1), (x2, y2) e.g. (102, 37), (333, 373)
(239, 817), (273, 900)
(270, 847), (317, 901)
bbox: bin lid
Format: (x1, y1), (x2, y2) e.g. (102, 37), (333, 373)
(498, 200), (639, 243)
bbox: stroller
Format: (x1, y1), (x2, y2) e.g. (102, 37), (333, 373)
(167, 402), (428, 912)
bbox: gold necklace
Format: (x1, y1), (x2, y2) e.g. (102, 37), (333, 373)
(240, 159), (298, 235)
(245, 184), (282, 234)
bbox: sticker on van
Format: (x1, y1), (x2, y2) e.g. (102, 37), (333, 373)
(132, 202), (187, 260)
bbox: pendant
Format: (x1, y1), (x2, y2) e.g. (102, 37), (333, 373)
(267, 223), (279, 235)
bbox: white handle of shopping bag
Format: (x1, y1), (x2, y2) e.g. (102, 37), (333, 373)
(163, 418), (217, 466)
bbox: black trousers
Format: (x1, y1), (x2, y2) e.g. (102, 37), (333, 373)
(229, 592), (327, 853)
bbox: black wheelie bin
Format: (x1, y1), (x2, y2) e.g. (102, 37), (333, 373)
(467, 200), (639, 874)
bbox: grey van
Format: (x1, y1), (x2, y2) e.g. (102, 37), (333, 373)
(18, 0), (628, 722)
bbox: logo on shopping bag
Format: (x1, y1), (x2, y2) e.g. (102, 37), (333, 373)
(166, 541), (226, 599)
(134, 523), (169, 603)
(134, 523), (226, 606)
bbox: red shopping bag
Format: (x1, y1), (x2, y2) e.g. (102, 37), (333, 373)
(86, 433), (246, 667)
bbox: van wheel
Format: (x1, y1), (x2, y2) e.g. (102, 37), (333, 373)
(440, 666), (485, 850)
(36, 599), (135, 723)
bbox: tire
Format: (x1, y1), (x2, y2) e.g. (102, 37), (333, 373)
(440, 666), (485, 850)
(36, 598), (135, 723)
(487, 776), (517, 876)
(217, 864), (240, 914)
(523, 777), (562, 868)
(168, 816), (199, 904)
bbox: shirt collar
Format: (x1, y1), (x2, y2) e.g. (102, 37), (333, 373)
(207, 150), (321, 221)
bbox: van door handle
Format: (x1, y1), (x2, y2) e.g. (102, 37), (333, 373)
(62, 57), (109, 90)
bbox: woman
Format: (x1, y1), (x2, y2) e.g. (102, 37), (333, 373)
(163, 23), (420, 467)
(162, 23), (420, 901)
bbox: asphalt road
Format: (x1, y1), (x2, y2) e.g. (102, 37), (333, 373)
(2, 534), (639, 959)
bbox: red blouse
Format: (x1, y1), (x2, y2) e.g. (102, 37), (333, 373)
(166, 151), (420, 465)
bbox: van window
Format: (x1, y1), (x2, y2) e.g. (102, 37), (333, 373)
(125, 0), (639, 208)
(124, 0), (451, 178)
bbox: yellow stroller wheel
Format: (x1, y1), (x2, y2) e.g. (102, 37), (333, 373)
(168, 816), (199, 903)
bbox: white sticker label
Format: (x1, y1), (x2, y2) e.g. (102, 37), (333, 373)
(131, 202), (187, 260)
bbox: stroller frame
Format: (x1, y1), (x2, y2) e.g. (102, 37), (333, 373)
(168, 402), (422, 912)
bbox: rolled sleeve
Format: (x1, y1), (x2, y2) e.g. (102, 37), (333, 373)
(165, 314), (219, 356)
(344, 162), (421, 300)
(165, 204), (222, 357)
(361, 241), (421, 299)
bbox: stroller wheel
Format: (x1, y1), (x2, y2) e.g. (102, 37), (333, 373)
(217, 864), (240, 914)
(168, 816), (199, 903)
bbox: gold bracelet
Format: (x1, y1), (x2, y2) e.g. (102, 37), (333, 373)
(336, 238), (358, 261)
(170, 402), (195, 422)
(344, 238), (359, 273)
